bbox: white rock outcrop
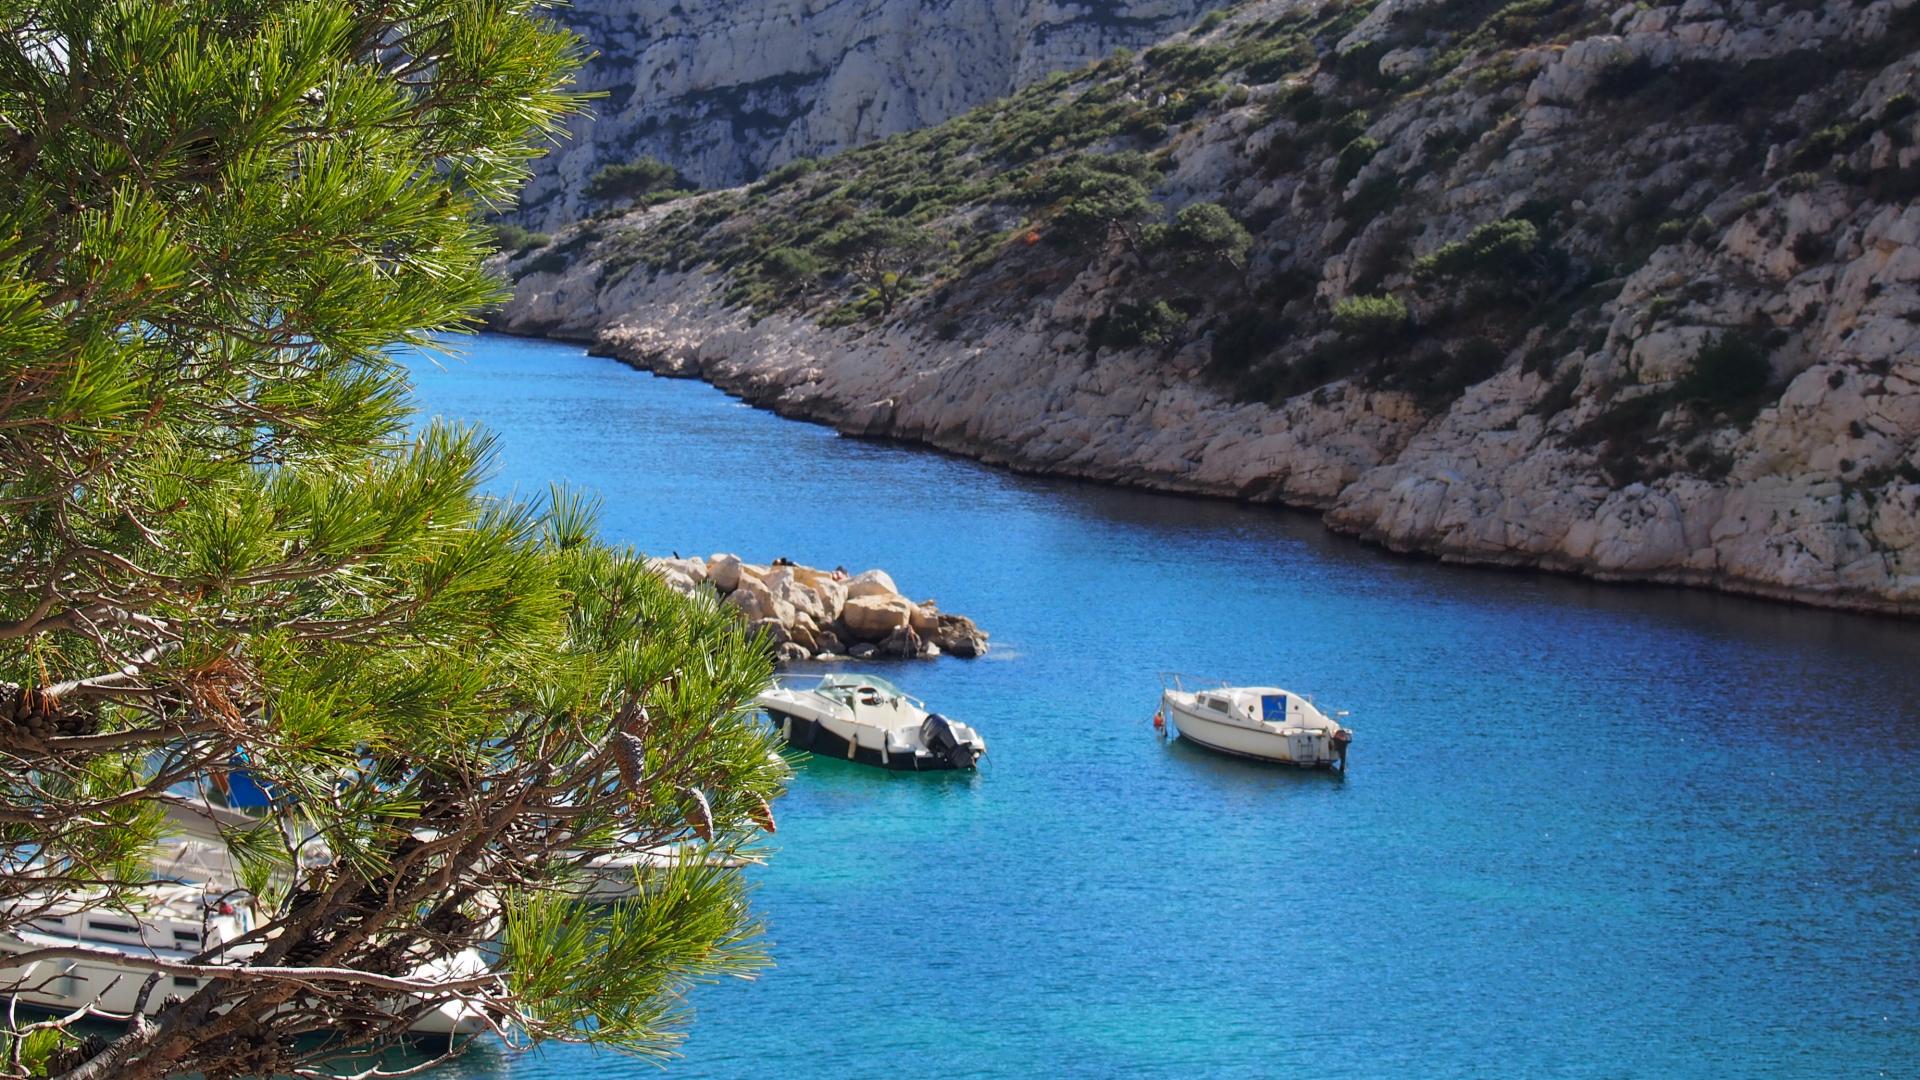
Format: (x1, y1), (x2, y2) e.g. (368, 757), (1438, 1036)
(652, 554), (988, 660)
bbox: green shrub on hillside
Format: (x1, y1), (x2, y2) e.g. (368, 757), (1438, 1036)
(760, 157), (820, 189)
(1163, 202), (1254, 270)
(1334, 136), (1383, 184)
(492, 221), (551, 253)
(586, 156), (684, 202)
(762, 246), (823, 285)
(1143, 42), (1234, 81)
(1091, 299), (1188, 349)
(1675, 333), (1773, 407)
(1377, 336), (1508, 408)
(1333, 293), (1409, 342)
(818, 215), (937, 315)
(1326, 109), (1371, 148)
(1036, 154), (1159, 248)
(1416, 217), (1542, 279)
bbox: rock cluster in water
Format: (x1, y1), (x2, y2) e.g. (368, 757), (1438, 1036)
(647, 554), (989, 663)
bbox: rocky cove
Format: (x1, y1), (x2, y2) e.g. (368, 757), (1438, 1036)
(648, 553), (989, 662)
(404, 331), (1920, 1080)
(491, 0), (1920, 616)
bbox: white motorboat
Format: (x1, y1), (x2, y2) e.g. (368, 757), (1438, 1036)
(756, 673), (986, 771)
(1158, 675), (1353, 769)
(0, 885), (491, 1037)
(0, 884), (256, 1018)
(1, 799), (493, 1037)
(573, 844), (758, 903)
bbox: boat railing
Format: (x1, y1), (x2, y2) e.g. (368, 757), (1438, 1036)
(768, 672), (831, 692)
(1158, 671), (1232, 694)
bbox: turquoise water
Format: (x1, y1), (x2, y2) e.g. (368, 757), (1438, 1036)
(405, 334), (1920, 1078)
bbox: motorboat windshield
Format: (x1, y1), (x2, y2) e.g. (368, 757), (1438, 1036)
(799, 673), (921, 708)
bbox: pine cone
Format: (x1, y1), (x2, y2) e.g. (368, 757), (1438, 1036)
(44, 1033), (109, 1074)
(613, 732), (646, 794)
(749, 795), (777, 835)
(53, 705), (100, 737)
(685, 788), (714, 843)
(282, 933), (331, 965)
(622, 703), (651, 739)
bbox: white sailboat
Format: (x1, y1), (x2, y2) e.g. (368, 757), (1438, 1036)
(1158, 675), (1353, 768)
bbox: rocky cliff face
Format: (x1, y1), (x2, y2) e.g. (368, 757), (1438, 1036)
(495, 0), (1920, 614)
(513, 0), (1229, 229)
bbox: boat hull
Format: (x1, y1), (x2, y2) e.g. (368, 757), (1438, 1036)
(767, 709), (972, 771)
(0, 915), (490, 1037)
(0, 939), (208, 1017)
(1164, 698), (1341, 768)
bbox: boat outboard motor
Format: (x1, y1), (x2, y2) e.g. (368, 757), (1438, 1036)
(920, 714), (979, 769)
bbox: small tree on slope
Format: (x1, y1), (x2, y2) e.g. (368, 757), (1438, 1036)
(0, 3), (785, 1077)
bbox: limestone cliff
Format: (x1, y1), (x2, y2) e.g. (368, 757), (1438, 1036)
(514, 0), (1230, 229)
(494, 0), (1920, 614)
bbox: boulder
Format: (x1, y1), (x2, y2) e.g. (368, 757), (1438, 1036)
(814, 630), (846, 656)
(840, 593), (913, 641)
(844, 569), (899, 600)
(750, 617), (791, 647)
(765, 568), (833, 622)
(647, 556), (707, 586)
(775, 641), (811, 663)
(908, 601), (940, 635)
(706, 553), (743, 593)
(649, 564), (701, 596)
(849, 643), (878, 660)
(877, 624), (922, 659)
(932, 613), (989, 658)
(787, 610), (821, 652)
(789, 566), (848, 616)
(723, 587), (765, 620)
(727, 577), (795, 626)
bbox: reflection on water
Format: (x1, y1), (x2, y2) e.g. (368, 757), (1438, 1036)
(402, 334), (1920, 1079)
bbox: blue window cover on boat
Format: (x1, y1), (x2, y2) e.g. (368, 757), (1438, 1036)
(225, 756), (275, 808)
(1261, 694), (1287, 721)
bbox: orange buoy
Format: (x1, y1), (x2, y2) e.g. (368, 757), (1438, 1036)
(1152, 710), (1165, 732)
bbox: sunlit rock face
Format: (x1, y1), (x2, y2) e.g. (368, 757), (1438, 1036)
(510, 0), (1227, 229)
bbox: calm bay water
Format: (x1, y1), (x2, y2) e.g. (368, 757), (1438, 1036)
(405, 334), (1920, 1078)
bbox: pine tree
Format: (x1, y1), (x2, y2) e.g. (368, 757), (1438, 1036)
(0, 3), (785, 1076)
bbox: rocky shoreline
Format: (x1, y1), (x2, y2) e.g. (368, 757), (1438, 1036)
(495, 259), (1919, 619)
(647, 553), (989, 663)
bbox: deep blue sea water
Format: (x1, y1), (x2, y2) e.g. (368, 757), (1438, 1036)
(402, 334), (1920, 1078)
